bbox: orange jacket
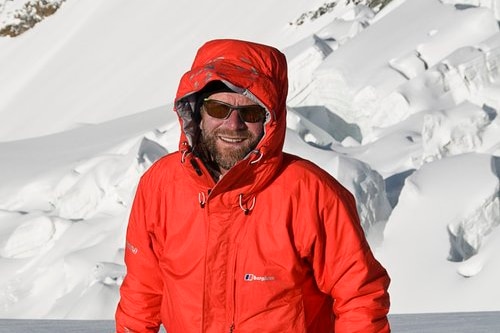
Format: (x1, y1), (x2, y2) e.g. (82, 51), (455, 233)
(116, 39), (390, 333)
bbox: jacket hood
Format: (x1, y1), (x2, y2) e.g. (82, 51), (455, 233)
(173, 39), (288, 195)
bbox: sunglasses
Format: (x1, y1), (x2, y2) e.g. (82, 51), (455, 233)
(202, 99), (266, 123)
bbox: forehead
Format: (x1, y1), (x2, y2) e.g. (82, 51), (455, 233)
(207, 92), (256, 105)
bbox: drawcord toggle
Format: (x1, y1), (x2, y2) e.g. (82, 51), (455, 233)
(180, 141), (191, 163)
(198, 192), (206, 208)
(239, 194), (256, 215)
(250, 149), (263, 164)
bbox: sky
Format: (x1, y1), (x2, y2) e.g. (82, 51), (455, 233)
(0, 0), (499, 320)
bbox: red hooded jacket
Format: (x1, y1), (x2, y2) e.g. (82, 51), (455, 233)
(116, 39), (390, 333)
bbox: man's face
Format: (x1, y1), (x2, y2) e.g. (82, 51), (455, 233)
(200, 92), (265, 175)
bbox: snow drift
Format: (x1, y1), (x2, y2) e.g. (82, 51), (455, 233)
(0, 0), (499, 319)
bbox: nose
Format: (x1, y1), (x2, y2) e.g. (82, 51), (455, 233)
(223, 109), (246, 130)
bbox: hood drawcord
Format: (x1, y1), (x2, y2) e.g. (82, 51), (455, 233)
(181, 143), (203, 176)
(181, 149), (191, 164)
(198, 192), (206, 208)
(239, 194), (256, 215)
(250, 149), (263, 164)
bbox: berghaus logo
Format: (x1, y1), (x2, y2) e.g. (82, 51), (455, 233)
(244, 273), (275, 282)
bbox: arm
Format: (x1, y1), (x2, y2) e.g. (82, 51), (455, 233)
(312, 187), (391, 333)
(115, 178), (164, 333)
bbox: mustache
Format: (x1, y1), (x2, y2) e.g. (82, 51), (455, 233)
(213, 128), (253, 138)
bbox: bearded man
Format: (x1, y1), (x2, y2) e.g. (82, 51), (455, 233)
(116, 39), (391, 333)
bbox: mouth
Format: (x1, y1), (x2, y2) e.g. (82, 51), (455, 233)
(218, 136), (246, 144)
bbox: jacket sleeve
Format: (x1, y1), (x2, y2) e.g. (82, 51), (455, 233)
(311, 186), (391, 333)
(115, 176), (164, 333)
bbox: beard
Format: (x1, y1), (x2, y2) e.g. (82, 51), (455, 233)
(200, 127), (262, 171)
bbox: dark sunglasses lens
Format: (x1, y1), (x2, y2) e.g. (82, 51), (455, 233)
(203, 100), (231, 119)
(239, 106), (266, 123)
(203, 100), (266, 123)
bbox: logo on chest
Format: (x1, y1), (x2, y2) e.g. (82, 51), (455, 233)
(244, 273), (276, 282)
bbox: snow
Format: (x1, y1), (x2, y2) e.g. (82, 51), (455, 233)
(3, 312), (500, 333)
(0, 0), (499, 321)
(378, 153), (500, 312)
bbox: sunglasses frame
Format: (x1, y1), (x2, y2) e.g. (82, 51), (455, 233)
(202, 98), (267, 123)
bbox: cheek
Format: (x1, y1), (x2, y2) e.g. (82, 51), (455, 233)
(200, 116), (219, 134)
(248, 123), (264, 138)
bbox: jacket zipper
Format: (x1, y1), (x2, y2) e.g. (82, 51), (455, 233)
(228, 245), (238, 333)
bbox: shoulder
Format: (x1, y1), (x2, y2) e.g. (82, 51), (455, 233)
(278, 153), (354, 201)
(139, 151), (182, 188)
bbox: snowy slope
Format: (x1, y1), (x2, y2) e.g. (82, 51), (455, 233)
(0, 0), (499, 319)
(0, 0), (336, 141)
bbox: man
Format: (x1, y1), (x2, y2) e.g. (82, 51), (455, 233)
(116, 39), (390, 333)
